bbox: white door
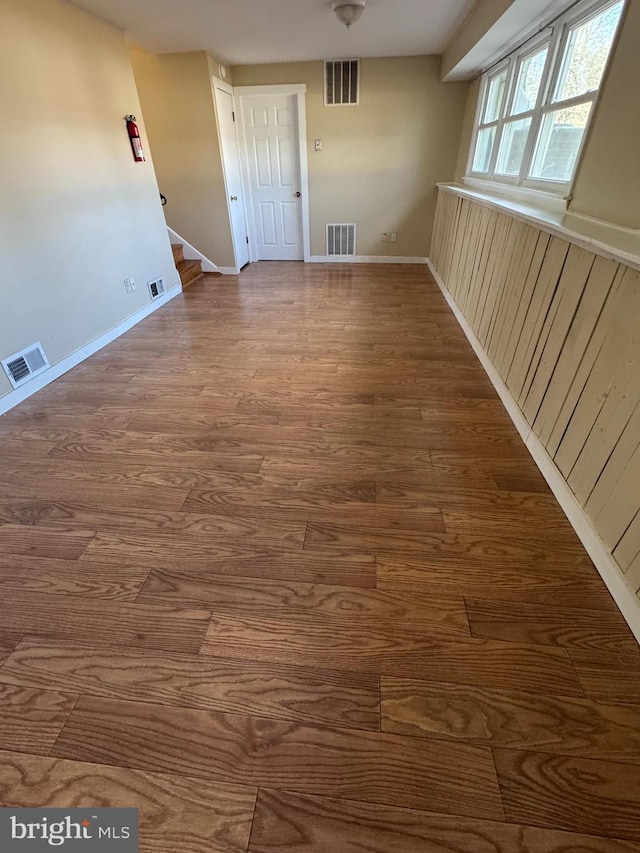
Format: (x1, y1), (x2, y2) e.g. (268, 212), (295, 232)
(240, 94), (304, 261)
(213, 81), (250, 271)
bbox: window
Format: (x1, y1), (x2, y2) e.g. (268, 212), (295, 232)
(468, 0), (624, 193)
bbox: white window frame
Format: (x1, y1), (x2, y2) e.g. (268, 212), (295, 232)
(466, 0), (625, 197)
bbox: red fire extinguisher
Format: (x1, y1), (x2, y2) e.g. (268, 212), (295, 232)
(125, 115), (145, 162)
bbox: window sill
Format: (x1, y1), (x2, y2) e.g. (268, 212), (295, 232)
(438, 182), (640, 272)
(462, 177), (569, 214)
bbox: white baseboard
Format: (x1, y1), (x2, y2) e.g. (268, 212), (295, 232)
(168, 227), (220, 273)
(213, 257), (428, 271)
(427, 257), (640, 644)
(308, 255), (429, 265)
(0, 287), (181, 417)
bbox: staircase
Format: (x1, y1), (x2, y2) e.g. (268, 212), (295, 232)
(172, 242), (203, 289)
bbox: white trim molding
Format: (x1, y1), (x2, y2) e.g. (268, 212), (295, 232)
(427, 257), (640, 644)
(0, 287), (181, 417)
(216, 266), (241, 275)
(309, 255), (428, 265)
(296, 91), (312, 263)
(168, 227), (220, 273)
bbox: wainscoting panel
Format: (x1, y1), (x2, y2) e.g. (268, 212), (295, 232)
(431, 188), (640, 620)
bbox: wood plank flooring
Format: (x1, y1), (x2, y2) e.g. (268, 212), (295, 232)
(0, 262), (638, 851)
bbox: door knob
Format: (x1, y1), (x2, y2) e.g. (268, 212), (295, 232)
(295, 192), (301, 198)
(230, 195), (238, 201)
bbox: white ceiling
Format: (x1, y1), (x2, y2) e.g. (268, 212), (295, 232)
(68, 0), (479, 65)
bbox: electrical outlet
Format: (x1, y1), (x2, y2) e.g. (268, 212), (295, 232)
(391, 233), (398, 243)
(124, 278), (136, 294)
(382, 233), (388, 242)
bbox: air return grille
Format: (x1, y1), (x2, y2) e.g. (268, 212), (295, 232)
(325, 59), (360, 106)
(2, 343), (50, 389)
(327, 224), (356, 257)
(148, 278), (166, 300)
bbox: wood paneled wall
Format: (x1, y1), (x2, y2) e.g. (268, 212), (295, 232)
(431, 189), (640, 607)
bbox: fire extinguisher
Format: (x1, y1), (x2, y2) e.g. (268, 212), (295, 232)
(124, 115), (145, 162)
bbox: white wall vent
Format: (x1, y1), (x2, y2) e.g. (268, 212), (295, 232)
(325, 59), (360, 106)
(148, 278), (166, 300)
(327, 224), (356, 257)
(2, 343), (50, 389)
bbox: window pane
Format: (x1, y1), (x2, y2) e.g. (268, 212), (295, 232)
(511, 47), (548, 115)
(496, 117), (532, 175)
(530, 102), (592, 182)
(554, 1), (624, 102)
(473, 126), (496, 173)
(483, 70), (507, 123)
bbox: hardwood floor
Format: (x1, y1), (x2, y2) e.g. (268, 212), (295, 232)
(0, 261), (638, 851)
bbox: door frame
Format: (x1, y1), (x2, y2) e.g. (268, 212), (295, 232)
(234, 84), (311, 264)
(211, 75), (250, 273)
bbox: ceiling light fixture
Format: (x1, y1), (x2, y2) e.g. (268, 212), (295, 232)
(331, 0), (366, 29)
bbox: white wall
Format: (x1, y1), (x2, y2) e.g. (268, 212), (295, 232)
(0, 0), (179, 402)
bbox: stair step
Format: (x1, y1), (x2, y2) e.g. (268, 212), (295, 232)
(177, 258), (202, 289)
(171, 243), (184, 264)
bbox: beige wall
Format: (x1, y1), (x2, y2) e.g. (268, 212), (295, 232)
(442, 0), (580, 81)
(570, 0), (640, 230)
(455, 79), (480, 181)
(130, 48), (236, 268)
(442, 0), (514, 80)
(233, 57), (468, 258)
(0, 0), (178, 402)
